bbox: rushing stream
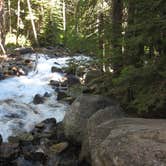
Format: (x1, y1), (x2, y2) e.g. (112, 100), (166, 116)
(0, 53), (77, 142)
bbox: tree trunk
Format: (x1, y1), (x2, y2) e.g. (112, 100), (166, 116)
(62, 0), (67, 44)
(27, 0), (39, 46)
(8, 0), (12, 33)
(0, 0), (5, 54)
(16, 0), (21, 44)
(63, 0), (66, 32)
(111, 0), (123, 72)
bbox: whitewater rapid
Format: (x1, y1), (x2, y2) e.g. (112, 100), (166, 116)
(0, 54), (75, 141)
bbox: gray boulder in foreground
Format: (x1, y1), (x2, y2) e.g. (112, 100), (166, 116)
(63, 94), (166, 166)
(86, 117), (166, 166)
(63, 94), (121, 143)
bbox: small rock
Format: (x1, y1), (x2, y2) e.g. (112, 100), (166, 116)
(51, 66), (63, 73)
(24, 59), (32, 64)
(0, 143), (20, 163)
(0, 135), (2, 144)
(64, 74), (80, 87)
(49, 142), (69, 154)
(35, 122), (45, 129)
(57, 91), (68, 100)
(8, 136), (20, 144)
(12, 157), (38, 166)
(42, 118), (57, 125)
(56, 122), (66, 141)
(54, 62), (60, 65)
(0, 72), (5, 80)
(15, 47), (33, 54)
(32, 118), (57, 140)
(18, 133), (34, 145)
(62, 97), (75, 104)
(49, 80), (60, 87)
(44, 92), (51, 97)
(22, 145), (47, 164)
(33, 94), (45, 104)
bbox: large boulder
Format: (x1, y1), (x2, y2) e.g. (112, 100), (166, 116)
(80, 106), (124, 162)
(86, 118), (166, 166)
(63, 94), (121, 143)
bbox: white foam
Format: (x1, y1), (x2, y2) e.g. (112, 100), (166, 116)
(0, 54), (90, 142)
(0, 54), (70, 141)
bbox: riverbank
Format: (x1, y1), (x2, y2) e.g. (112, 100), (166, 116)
(1, 94), (166, 166)
(0, 47), (166, 166)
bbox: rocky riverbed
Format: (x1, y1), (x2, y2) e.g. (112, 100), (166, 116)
(0, 47), (166, 166)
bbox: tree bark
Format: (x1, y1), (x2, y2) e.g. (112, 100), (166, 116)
(0, 0), (5, 54)
(8, 0), (12, 33)
(16, 0), (21, 44)
(27, 0), (39, 46)
(111, 0), (123, 72)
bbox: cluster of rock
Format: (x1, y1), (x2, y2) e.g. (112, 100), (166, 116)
(0, 47), (34, 80)
(63, 94), (166, 166)
(1, 47), (166, 165)
(37, 45), (70, 58)
(48, 64), (82, 104)
(1, 95), (166, 166)
(0, 118), (90, 166)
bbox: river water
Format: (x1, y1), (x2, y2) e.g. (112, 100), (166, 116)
(0, 53), (80, 141)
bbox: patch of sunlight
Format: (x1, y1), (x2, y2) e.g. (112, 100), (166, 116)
(5, 33), (31, 47)
(60, 34), (64, 39)
(5, 33), (16, 45)
(17, 35), (31, 47)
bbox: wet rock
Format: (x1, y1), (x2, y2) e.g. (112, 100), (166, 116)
(15, 47), (33, 55)
(44, 92), (51, 97)
(8, 136), (20, 144)
(24, 59), (32, 65)
(49, 142), (69, 154)
(51, 66), (63, 73)
(49, 80), (60, 87)
(56, 122), (66, 141)
(32, 118), (57, 140)
(13, 157), (41, 166)
(24, 147), (47, 164)
(33, 94), (45, 104)
(0, 143), (20, 164)
(42, 118), (57, 126)
(54, 62), (60, 65)
(35, 123), (45, 129)
(18, 133), (34, 145)
(47, 145), (80, 166)
(62, 96), (75, 105)
(63, 94), (117, 143)
(57, 91), (68, 100)
(0, 72), (5, 80)
(64, 74), (80, 87)
(0, 135), (2, 145)
(5, 113), (21, 118)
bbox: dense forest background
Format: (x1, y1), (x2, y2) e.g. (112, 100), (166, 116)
(0, 0), (166, 117)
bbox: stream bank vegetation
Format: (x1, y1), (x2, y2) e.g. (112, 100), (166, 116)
(0, 0), (166, 118)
